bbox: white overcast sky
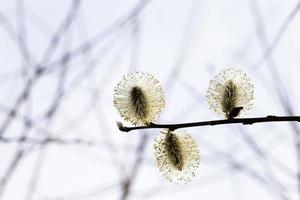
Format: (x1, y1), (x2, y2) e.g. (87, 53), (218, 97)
(0, 0), (300, 199)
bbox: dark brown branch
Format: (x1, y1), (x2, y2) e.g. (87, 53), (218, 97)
(117, 115), (300, 132)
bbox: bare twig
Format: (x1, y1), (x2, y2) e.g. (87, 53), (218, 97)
(117, 115), (300, 132)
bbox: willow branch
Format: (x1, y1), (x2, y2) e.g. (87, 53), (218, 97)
(117, 115), (300, 132)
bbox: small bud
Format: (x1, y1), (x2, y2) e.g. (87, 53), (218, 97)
(228, 106), (243, 119)
(116, 121), (124, 130)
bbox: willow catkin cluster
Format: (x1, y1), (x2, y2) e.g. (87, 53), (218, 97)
(153, 130), (201, 184)
(207, 68), (254, 118)
(114, 68), (254, 184)
(113, 71), (165, 125)
(114, 71), (201, 184)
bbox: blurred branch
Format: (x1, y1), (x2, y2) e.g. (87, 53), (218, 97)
(121, 134), (148, 200)
(118, 115), (300, 132)
(0, 136), (109, 147)
(253, 0), (300, 68)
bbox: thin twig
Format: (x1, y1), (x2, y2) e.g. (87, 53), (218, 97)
(117, 115), (300, 132)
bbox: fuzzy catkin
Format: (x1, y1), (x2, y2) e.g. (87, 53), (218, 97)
(114, 71), (165, 125)
(207, 68), (254, 118)
(154, 130), (201, 184)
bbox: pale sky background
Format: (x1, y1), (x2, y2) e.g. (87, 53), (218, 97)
(0, 0), (300, 200)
